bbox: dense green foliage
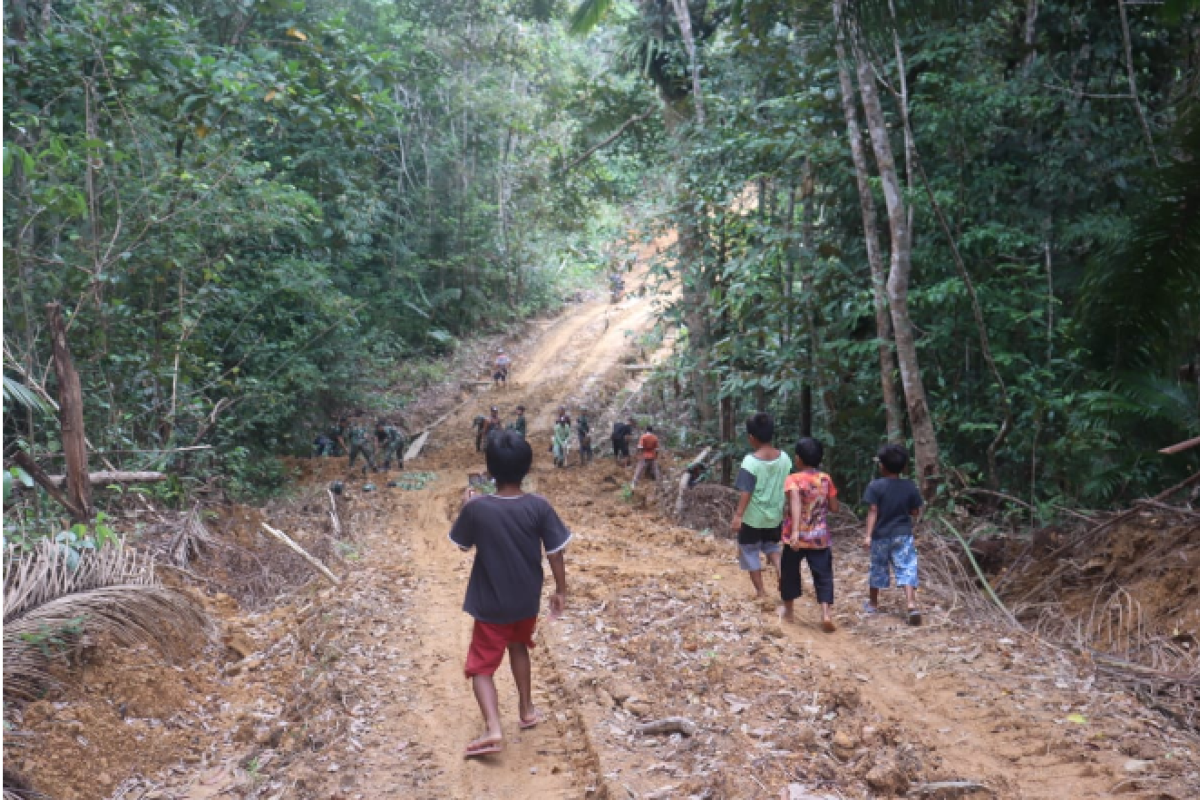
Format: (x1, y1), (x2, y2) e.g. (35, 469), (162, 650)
(3, 0), (654, 497)
(5, 0), (1199, 509)
(577, 0), (1200, 505)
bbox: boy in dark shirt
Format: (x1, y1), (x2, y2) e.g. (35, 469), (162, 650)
(862, 444), (925, 625)
(450, 430), (571, 757)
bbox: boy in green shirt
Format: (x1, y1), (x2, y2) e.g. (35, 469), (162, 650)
(730, 412), (792, 599)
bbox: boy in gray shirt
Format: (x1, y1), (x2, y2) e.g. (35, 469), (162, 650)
(450, 430), (571, 757)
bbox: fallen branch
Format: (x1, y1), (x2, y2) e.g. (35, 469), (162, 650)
(1160, 435), (1200, 456)
(9, 450), (87, 520)
(260, 523), (341, 586)
(636, 717), (697, 737)
(912, 781), (991, 797)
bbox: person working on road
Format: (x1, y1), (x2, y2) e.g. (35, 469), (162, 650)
(450, 430), (570, 758)
(552, 415), (571, 468)
(611, 417), (634, 468)
(576, 407), (593, 466)
(347, 419), (377, 474)
(630, 424), (661, 489)
(482, 407), (504, 449)
(511, 405), (528, 438)
(326, 416), (348, 457)
(493, 348), (512, 388)
(730, 413), (792, 600)
(375, 419), (406, 472)
(473, 414), (488, 453)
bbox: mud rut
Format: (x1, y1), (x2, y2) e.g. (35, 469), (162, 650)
(286, 284), (1184, 799)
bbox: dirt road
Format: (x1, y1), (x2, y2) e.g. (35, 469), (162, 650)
(91, 264), (1191, 800)
(311, 273), (1196, 799)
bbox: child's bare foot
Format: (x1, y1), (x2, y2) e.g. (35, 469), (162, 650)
(821, 618), (837, 633)
(464, 731), (503, 758)
(778, 607), (795, 623)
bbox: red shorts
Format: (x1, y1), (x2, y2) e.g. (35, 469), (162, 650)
(464, 617), (538, 678)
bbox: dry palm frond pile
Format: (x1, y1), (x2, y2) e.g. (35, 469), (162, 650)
(3, 540), (209, 704)
(168, 504), (215, 568)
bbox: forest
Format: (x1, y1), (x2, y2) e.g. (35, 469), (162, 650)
(4, 0), (1200, 798)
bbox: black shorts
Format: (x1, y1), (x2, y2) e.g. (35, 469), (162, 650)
(612, 438), (629, 457)
(738, 522), (783, 546)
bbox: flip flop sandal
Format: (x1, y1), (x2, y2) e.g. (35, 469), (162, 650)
(518, 710), (544, 730)
(862, 602), (880, 615)
(821, 619), (837, 633)
(907, 609), (923, 627)
(464, 739), (503, 758)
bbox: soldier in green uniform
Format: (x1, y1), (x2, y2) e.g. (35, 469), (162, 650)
(347, 420), (376, 473)
(326, 417), (348, 457)
(375, 419), (407, 471)
(473, 414), (487, 452)
(512, 405), (528, 438)
(576, 407), (593, 466)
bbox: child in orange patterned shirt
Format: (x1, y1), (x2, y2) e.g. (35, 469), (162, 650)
(780, 437), (839, 632)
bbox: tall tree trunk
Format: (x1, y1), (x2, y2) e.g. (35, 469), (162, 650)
(835, 39), (904, 444)
(668, 0), (705, 126)
(800, 159), (837, 428)
(855, 52), (941, 497)
(46, 302), (92, 521)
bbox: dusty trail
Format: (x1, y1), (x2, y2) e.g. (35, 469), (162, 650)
(300, 265), (1194, 798)
(332, 284), (661, 799)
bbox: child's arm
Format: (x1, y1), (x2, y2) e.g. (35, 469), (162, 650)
(547, 551), (567, 618)
(731, 491), (751, 533)
(829, 495), (840, 514)
(863, 505), (878, 549)
(787, 489), (802, 541)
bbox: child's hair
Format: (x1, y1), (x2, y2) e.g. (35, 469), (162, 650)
(745, 412), (775, 443)
(646, 425), (655, 433)
(876, 444), (909, 474)
(486, 430), (533, 485)
(795, 437), (824, 468)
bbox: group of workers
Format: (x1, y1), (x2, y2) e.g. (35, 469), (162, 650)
(472, 403), (661, 484)
(314, 417), (407, 474)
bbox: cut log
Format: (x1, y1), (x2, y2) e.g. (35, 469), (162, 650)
(45, 471), (167, 488)
(261, 523), (341, 586)
(327, 489), (343, 539)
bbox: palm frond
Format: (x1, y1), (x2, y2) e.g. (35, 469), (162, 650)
(569, 0), (616, 35)
(2, 376), (53, 417)
(3, 541), (210, 702)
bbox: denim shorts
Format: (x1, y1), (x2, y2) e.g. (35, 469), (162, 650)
(738, 540), (782, 571)
(869, 534), (919, 588)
